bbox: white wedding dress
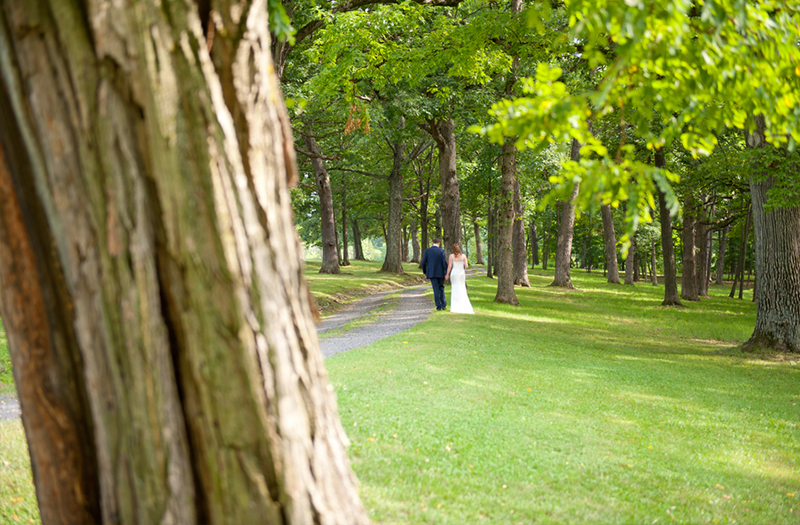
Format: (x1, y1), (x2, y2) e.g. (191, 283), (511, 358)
(449, 261), (474, 314)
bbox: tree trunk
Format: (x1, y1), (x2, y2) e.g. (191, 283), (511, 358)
(335, 219), (343, 264)
(352, 219), (366, 260)
(743, 118), (800, 352)
(473, 217), (485, 265)
(381, 121), (406, 273)
(624, 239), (635, 285)
(486, 182), (494, 278)
(600, 205), (620, 283)
(730, 208), (752, 299)
(680, 195), (700, 301)
(305, 133), (341, 274)
(542, 207), (551, 270)
(402, 225), (409, 262)
(651, 239), (659, 285)
(550, 140), (581, 288)
(716, 225), (729, 285)
(695, 215), (709, 297)
(655, 150), (682, 306)
(512, 179), (530, 286)
(428, 119), (462, 257)
(419, 173), (430, 255)
(341, 186), (350, 266)
(531, 219), (540, 267)
(495, 142), (520, 304)
(0, 2), (368, 523)
(411, 219), (421, 263)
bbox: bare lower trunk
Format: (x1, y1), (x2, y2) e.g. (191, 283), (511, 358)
(681, 196), (699, 301)
(428, 119), (462, 257)
(352, 219), (366, 260)
(381, 123), (406, 273)
(743, 119), (800, 352)
(486, 183), (494, 279)
(542, 207), (551, 270)
(695, 212), (709, 297)
(600, 204), (619, 284)
(473, 218), (484, 265)
(730, 208), (752, 299)
(0, 2), (367, 523)
(624, 240), (635, 285)
(495, 142), (519, 304)
(411, 219), (421, 263)
(651, 240), (658, 285)
(655, 150), (682, 306)
(512, 179), (530, 287)
(341, 188), (350, 266)
(305, 134), (341, 274)
(531, 219), (539, 267)
(716, 225), (729, 285)
(551, 139), (581, 288)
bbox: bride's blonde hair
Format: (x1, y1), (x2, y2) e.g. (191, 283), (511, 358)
(452, 244), (462, 257)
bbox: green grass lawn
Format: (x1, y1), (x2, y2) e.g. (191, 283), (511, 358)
(325, 269), (800, 524)
(304, 259), (426, 315)
(0, 319), (14, 396)
(0, 420), (38, 524)
(1, 266), (798, 524)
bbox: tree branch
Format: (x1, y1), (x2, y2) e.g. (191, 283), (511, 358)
(330, 167), (388, 180)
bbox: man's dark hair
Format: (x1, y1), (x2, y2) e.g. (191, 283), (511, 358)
(432, 238), (441, 245)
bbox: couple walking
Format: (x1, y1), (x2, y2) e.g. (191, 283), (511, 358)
(420, 238), (474, 314)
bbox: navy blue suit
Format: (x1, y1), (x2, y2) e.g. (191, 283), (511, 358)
(421, 244), (448, 310)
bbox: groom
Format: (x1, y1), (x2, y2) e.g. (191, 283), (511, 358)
(420, 238), (448, 311)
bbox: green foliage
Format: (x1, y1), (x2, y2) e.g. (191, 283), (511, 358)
(326, 270), (799, 524)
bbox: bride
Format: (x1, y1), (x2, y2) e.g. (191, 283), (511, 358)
(445, 244), (474, 314)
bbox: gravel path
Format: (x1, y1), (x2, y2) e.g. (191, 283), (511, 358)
(319, 284), (432, 358)
(0, 268), (482, 420)
(0, 394), (21, 421)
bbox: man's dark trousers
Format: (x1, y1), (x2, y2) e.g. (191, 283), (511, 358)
(421, 244), (448, 310)
(430, 277), (446, 310)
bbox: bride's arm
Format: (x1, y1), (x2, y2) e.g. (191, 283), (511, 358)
(463, 255), (469, 269)
(446, 254), (454, 280)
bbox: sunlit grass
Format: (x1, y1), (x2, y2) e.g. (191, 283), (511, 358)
(326, 269), (800, 524)
(0, 320), (13, 395)
(0, 421), (39, 524)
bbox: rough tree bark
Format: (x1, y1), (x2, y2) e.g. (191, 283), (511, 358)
(624, 238), (635, 285)
(743, 117), (800, 352)
(680, 195), (700, 301)
(730, 207), (752, 299)
(341, 187), (350, 266)
(473, 217), (485, 265)
(530, 220), (539, 267)
(494, 142), (520, 304)
(655, 149), (682, 306)
(486, 183), (494, 278)
(352, 219), (366, 260)
(542, 207), (550, 270)
(550, 139), (581, 288)
(305, 133), (341, 274)
(512, 179), (530, 287)
(695, 209), (709, 297)
(716, 225), (729, 285)
(600, 205), (619, 284)
(381, 120), (406, 273)
(0, 2), (368, 523)
(651, 239), (658, 285)
(426, 119), (462, 257)
(411, 218), (421, 263)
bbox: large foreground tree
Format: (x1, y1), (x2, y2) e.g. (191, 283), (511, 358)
(0, 1), (368, 523)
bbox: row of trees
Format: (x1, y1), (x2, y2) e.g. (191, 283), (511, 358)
(0, 0), (797, 523)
